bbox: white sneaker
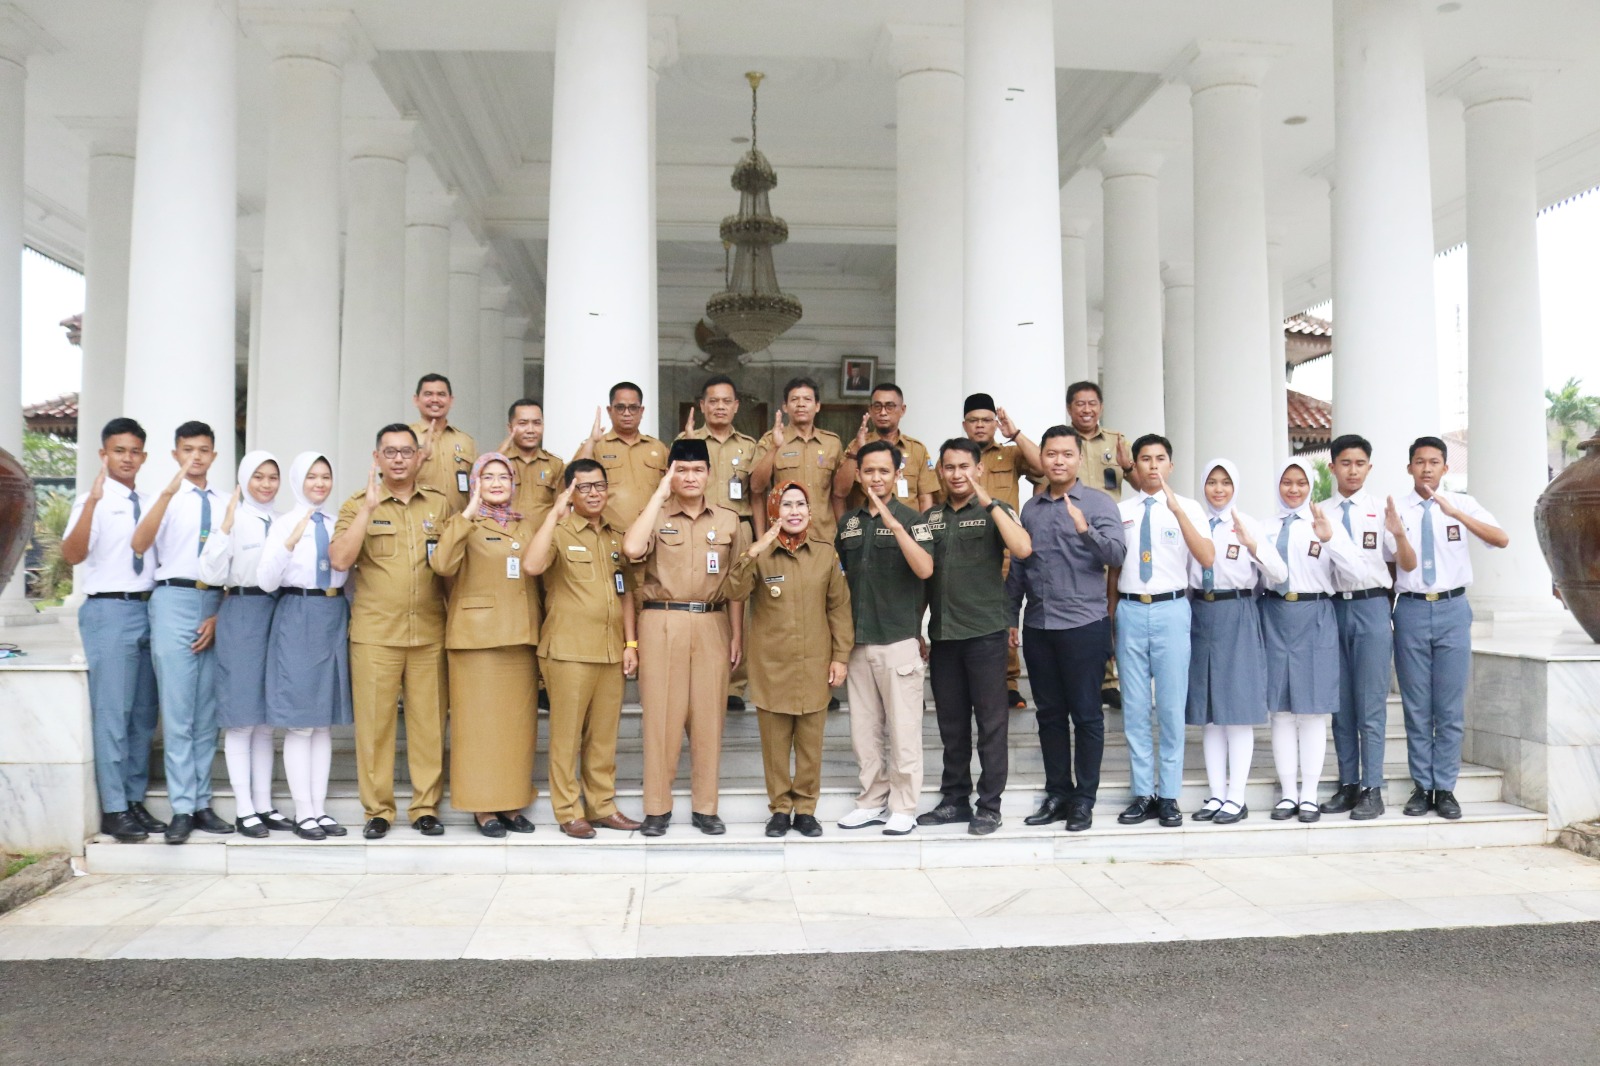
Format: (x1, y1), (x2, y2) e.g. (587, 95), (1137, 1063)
(837, 807), (887, 829)
(882, 813), (917, 836)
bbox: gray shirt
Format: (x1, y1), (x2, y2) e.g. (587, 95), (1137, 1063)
(1006, 480), (1126, 631)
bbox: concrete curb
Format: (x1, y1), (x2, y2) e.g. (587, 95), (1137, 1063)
(1555, 820), (1600, 862)
(0, 855), (72, 916)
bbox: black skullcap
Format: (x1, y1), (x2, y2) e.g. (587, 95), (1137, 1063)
(963, 393), (997, 416)
(668, 437), (711, 464)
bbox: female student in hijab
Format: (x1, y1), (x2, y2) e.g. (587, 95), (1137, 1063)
(721, 482), (853, 838)
(1185, 458), (1286, 826)
(256, 452), (352, 840)
(430, 453), (540, 837)
(198, 450), (294, 838)
(1260, 458), (1361, 823)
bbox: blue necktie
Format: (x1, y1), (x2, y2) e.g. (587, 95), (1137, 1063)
(1202, 516), (1221, 591)
(1420, 499), (1436, 587)
(1138, 497), (1155, 582)
(131, 491), (144, 575)
(197, 490), (211, 556)
(1340, 499), (1353, 537)
(1274, 513), (1297, 594)
(313, 513), (331, 590)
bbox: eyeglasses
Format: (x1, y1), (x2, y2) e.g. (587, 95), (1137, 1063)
(572, 482), (609, 495)
(963, 416), (997, 427)
(867, 402), (901, 413)
(380, 447), (418, 459)
(478, 473), (513, 484)
(610, 404), (643, 415)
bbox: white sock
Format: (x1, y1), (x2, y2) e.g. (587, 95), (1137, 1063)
(1298, 714), (1328, 806)
(283, 727), (315, 823)
(1225, 725), (1255, 807)
(1202, 725), (1228, 800)
(250, 724), (275, 813)
(310, 727), (332, 820)
(1270, 712), (1300, 803)
(223, 727), (259, 819)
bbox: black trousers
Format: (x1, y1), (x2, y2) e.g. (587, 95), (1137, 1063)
(929, 631), (1010, 815)
(1022, 619), (1111, 805)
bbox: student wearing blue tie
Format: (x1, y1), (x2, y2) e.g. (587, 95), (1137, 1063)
(1388, 437), (1507, 820)
(131, 421), (229, 844)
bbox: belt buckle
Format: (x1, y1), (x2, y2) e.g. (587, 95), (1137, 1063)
(1425, 592), (1440, 602)
(196, 581), (210, 591)
(1203, 592), (1216, 602)
(1341, 592), (1353, 600)
(324, 588), (338, 597)
(1139, 594), (1152, 604)
(1285, 592), (1299, 602)
(688, 601), (706, 614)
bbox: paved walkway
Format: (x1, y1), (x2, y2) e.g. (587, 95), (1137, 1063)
(3, 845), (1599, 960)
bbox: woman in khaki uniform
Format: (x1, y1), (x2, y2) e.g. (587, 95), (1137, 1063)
(722, 482), (853, 838)
(429, 453), (540, 837)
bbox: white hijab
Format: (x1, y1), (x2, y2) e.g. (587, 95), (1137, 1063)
(236, 450), (280, 520)
(285, 451), (338, 524)
(1275, 457), (1318, 521)
(1198, 457), (1241, 522)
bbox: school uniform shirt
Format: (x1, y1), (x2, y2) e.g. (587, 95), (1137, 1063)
(1006, 482), (1126, 630)
(1117, 490), (1208, 596)
(924, 497), (1017, 642)
(1388, 490), (1501, 593)
(411, 421), (477, 512)
(595, 432), (668, 533)
(1260, 506), (1362, 594)
(198, 503), (277, 589)
(754, 425), (845, 541)
(151, 482), (224, 583)
(682, 426), (759, 519)
(844, 432), (937, 511)
(258, 505), (351, 594)
(335, 484), (453, 646)
(1187, 510), (1288, 591)
(507, 448), (566, 529)
(1327, 489), (1395, 592)
(429, 512), (539, 650)
(536, 513), (635, 664)
(68, 484), (158, 595)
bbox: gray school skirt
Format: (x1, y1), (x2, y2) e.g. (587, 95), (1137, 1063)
(1260, 594), (1340, 716)
(265, 591), (353, 729)
(215, 592), (277, 729)
(1186, 593), (1270, 726)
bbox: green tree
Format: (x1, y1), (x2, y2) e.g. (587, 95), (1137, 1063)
(1546, 377), (1600, 466)
(22, 430), (76, 478)
(1311, 458), (1334, 503)
(29, 489), (73, 603)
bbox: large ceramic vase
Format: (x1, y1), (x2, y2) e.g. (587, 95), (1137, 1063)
(1535, 434), (1600, 643)
(0, 446), (34, 596)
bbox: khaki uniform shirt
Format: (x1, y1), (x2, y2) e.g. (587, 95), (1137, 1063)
(1078, 425), (1130, 500)
(844, 431), (937, 512)
(507, 448), (566, 529)
(336, 484), (455, 647)
(537, 513), (633, 664)
(722, 535), (853, 714)
(595, 432), (667, 533)
(754, 425), (845, 542)
(430, 512), (540, 650)
(633, 500), (748, 603)
(681, 426), (758, 519)
(975, 441), (1029, 511)
(410, 421), (478, 512)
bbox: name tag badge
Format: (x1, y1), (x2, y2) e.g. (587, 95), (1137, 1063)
(614, 570), (626, 595)
(426, 540), (437, 562)
(707, 550), (720, 575)
(728, 476), (743, 501)
(506, 555), (521, 580)
(456, 472), (470, 494)
(895, 477), (908, 498)
(1308, 541), (1322, 558)
(1447, 524), (1461, 541)
(1226, 544), (1240, 560)
(1363, 531), (1378, 550)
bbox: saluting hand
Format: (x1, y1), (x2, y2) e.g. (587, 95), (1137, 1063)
(1116, 435), (1133, 472)
(683, 405), (697, 437)
(1065, 495), (1088, 534)
(161, 462), (188, 499)
(1427, 487), (1462, 519)
(555, 480), (578, 518)
(363, 464), (382, 513)
(749, 520), (783, 559)
(653, 461), (678, 503)
(1310, 501), (1334, 542)
(589, 407), (606, 446)
(497, 430), (515, 456)
(996, 406), (1019, 440)
(464, 476), (483, 518)
(865, 485), (903, 531)
(1233, 510), (1259, 554)
(220, 485), (242, 535)
(1384, 495), (1405, 537)
(1155, 471), (1181, 515)
(771, 410), (786, 448)
(285, 509), (311, 551)
(853, 411), (870, 451)
(971, 476), (994, 508)
(420, 417), (441, 461)
(88, 460), (108, 503)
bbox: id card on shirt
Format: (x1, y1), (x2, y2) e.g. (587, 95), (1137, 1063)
(456, 471), (470, 494)
(896, 476), (909, 498)
(707, 550), (720, 575)
(506, 556), (521, 579)
(728, 476), (743, 501)
(614, 570), (626, 595)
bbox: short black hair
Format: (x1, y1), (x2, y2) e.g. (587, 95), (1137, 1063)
(415, 373), (452, 396)
(564, 457), (607, 487)
(507, 398), (543, 423)
(869, 383), (904, 402)
(100, 417), (146, 445)
(1067, 381), (1103, 404)
(1131, 433), (1172, 461)
(700, 374), (737, 397)
(1039, 425), (1084, 453)
(174, 421), (214, 445)
(609, 381), (644, 405)
(938, 437), (983, 465)
(782, 376), (820, 404)
(1329, 434), (1372, 461)
(856, 440), (902, 469)
(1409, 435), (1448, 462)
(375, 423), (418, 447)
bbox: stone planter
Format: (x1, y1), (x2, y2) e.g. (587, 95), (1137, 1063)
(1535, 434), (1600, 643)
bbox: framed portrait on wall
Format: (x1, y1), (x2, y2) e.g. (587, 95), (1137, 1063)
(841, 356), (876, 398)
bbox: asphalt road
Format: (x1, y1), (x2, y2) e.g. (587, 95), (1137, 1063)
(5, 924), (1600, 1065)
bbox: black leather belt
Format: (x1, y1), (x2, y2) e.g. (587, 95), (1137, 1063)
(1399, 586), (1467, 602)
(1265, 591), (1331, 602)
(155, 578), (212, 590)
(642, 600), (724, 613)
(88, 591), (150, 601)
(280, 587), (343, 597)
(1119, 591), (1185, 604)
(1337, 588), (1389, 601)
(1191, 589), (1252, 602)
(228, 586), (274, 597)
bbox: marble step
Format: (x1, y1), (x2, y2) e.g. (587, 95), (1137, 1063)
(81, 801), (1549, 877)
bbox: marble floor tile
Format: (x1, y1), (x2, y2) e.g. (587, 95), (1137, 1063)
(1531, 889), (1600, 919)
(1352, 868), (1529, 900)
(788, 870), (952, 922)
(641, 871), (797, 926)
(638, 921), (809, 957)
(961, 912), (1166, 949)
(341, 873), (504, 902)
(800, 917), (976, 953)
(925, 866), (1103, 919)
(1403, 892), (1593, 928)
(464, 923), (640, 960)
(1157, 905), (1300, 941)
(0, 924), (149, 960)
(152, 873), (359, 927)
(482, 873), (644, 927)
(1, 883), (215, 927)
(317, 893), (495, 928)
(1223, 875), (1393, 907)
(111, 924), (314, 959)
(1192, 856), (1356, 883)
(1263, 898), (1434, 936)
(288, 924), (476, 959)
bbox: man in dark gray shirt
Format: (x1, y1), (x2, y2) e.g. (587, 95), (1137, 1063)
(1006, 426), (1126, 831)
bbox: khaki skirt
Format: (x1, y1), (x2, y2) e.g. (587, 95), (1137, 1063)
(447, 645), (538, 812)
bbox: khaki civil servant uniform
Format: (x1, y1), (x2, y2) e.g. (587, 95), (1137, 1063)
(843, 431), (937, 511)
(507, 448), (566, 529)
(754, 425), (845, 542)
(595, 432), (667, 533)
(681, 426), (758, 520)
(1077, 425), (1131, 500)
(411, 421), (477, 513)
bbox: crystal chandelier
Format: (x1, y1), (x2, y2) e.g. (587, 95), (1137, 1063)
(705, 72), (802, 354)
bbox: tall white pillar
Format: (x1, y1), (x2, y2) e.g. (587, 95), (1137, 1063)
(124, 0), (238, 487)
(242, 243), (263, 450)
(337, 120), (411, 486)
(963, 0), (1064, 438)
(447, 243), (485, 438)
(478, 283), (509, 445)
(883, 23), (964, 444)
(1186, 43), (1282, 509)
(647, 17), (675, 441)
(503, 313), (530, 408)
(1332, 1), (1439, 493)
(0, 36), (25, 466)
(1162, 262), (1196, 489)
(544, 0), (652, 454)
(1266, 228), (1290, 472)
(403, 194), (453, 404)
(1061, 216), (1091, 391)
(1093, 137), (1165, 440)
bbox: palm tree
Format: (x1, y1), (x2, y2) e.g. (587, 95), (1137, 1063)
(1546, 377), (1600, 468)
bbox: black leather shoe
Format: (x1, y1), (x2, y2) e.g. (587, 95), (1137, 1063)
(1064, 804), (1093, 833)
(1191, 798), (1223, 822)
(1101, 687), (1122, 710)
(412, 815), (444, 836)
(164, 813), (193, 845)
(191, 807), (234, 834)
(363, 817), (390, 839)
(294, 818), (327, 841)
(498, 813), (536, 834)
(1297, 802), (1321, 824)
(1156, 798), (1182, 827)
(127, 802), (167, 833)
(1023, 795), (1070, 826)
(828, 697), (841, 711)
(315, 816), (348, 837)
(100, 810), (148, 843)
(1351, 787), (1385, 821)
(1403, 787), (1433, 817)
(260, 809), (296, 832)
(764, 812), (791, 837)
(692, 812), (726, 835)
(1320, 783), (1361, 814)
(1271, 799), (1299, 821)
(1007, 689), (1027, 710)
(234, 813), (269, 839)
(916, 802), (972, 826)
(640, 814), (670, 837)
(1118, 796), (1156, 825)
(474, 815), (507, 838)
(968, 810), (1002, 836)
(1213, 802), (1249, 825)
(1434, 790), (1462, 820)
(726, 695), (746, 712)
(793, 814), (823, 838)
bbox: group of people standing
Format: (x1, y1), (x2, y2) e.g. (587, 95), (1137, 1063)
(68, 370), (1506, 846)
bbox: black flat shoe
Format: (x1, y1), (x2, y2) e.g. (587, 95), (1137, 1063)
(1320, 783), (1361, 814)
(100, 810), (148, 843)
(294, 817), (327, 841)
(235, 813), (269, 839)
(498, 813), (536, 834)
(1297, 802), (1321, 824)
(1118, 796), (1156, 825)
(1434, 790), (1462, 820)
(475, 815), (507, 838)
(1064, 804), (1093, 833)
(726, 695), (746, 712)
(764, 812), (791, 837)
(1271, 798), (1298, 821)
(1403, 787), (1433, 817)
(792, 814), (823, 838)
(127, 802), (167, 834)
(314, 816), (348, 837)
(412, 815), (444, 836)
(1213, 802), (1249, 825)
(1023, 796), (1070, 826)
(363, 817), (390, 840)
(260, 809), (296, 832)
(640, 814), (670, 837)
(191, 807), (234, 834)
(163, 813), (193, 845)
(1191, 798), (1223, 822)
(692, 812), (726, 835)
(916, 802), (972, 826)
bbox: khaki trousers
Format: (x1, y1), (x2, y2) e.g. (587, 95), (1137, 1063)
(639, 608), (732, 816)
(541, 657), (623, 824)
(350, 641), (447, 822)
(845, 638), (926, 816)
(756, 708), (826, 815)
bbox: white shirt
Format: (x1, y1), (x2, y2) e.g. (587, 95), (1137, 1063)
(256, 506), (348, 593)
(67, 484), (157, 595)
(1389, 489), (1500, 593)
(1260, 506), (1362, 595)
(150, 482), (224, 582)
(1117, 490), (1208, 595)
(197, 505), (277, 589)
(1187, 510), (1287, 591)
(1327, 489), (1395, 592)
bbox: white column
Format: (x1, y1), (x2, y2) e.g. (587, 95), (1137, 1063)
(337, 120), (411, 485)
(241, 242), (263, 450)
(478, 283), (509, 445)
(1161, 262), (1196, 489)
(403, 194), (453, 404)
(963, 0), (1063, 438)
(447, 243), (485, 437)
(124, 0), (238, 486)
(503, 313), (530, 408)
(1093, 137), (1165, 439)
(1266, 228), (1290, 472)
(646, 17), (675, 441)
(1061, 216), (1091, 390)
(1186, 43), (1282, 508)
(883, 23), (964, 444)
(1332, 0), (1438, 494)
(0, 36), (24, 466)
(544, 0), (651, 454)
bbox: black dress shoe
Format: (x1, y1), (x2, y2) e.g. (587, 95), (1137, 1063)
(1320, 783), (1361, 814)
(827, 697), (841, 711)
(1118, 796), (1156, 825)
(475, 816), (507, 838)
(294, 818), (327, 841)
(498, 813), (536, 834)
(1191, 798), (1223, 822)
(1213, 802), (1249, 825)
(127, 802), (167, 834)
(1007, 689), (1027, 710)
(1271, 799), (1299, 821)
(164, 813), (194, 845)
(1351, 787), (1385, 821)
(1156, 798), (1182, 827)
(1101, 687), (1122, 710)
(726, 695), (746, 712)
(363, 817), (390, 839)
(315, 816), (348, 837)
(412, 815), (445, 836)
(692, 812), (726, 835)
(916, 802), (972, 826)
(1434, 790), (1462, 820)
(1065, 804), (1093, 833)
(260, 809), (296, 832)
(234, 813), (269, 839)
(1403, 787), (1433, 817)
(969, 810), (1002, 836)
(1297, 802), (1321, 824)
(764, 812), (792, 837)
(1023, 796), (1070, 826)
(640, 813), (670, 837)
(792, 814), (823, 838)
(100, 810), (148, 843)
(191, 807), (234, 834)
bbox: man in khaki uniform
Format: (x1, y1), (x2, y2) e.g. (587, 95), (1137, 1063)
(330, 423), (455, 839)
(1067, 380), (1134, 710)
(750, 375), (847, 542)
(524, 458), (643, 839)
(623, 439), (749, 837)
(836, 382), (938, 513)
(410, 373), (477, 512)
(498, 398), (566, 528)
(575, 381), (666, 532)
